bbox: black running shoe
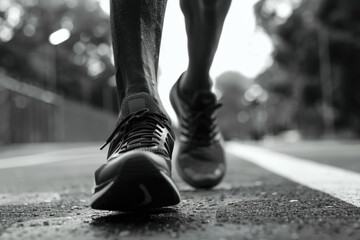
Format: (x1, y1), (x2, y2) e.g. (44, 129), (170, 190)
(90, 93), (180, 211)
(170, 75), (226, 189)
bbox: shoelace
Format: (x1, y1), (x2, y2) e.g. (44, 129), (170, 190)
(184, 103), (222, 144)
(100, 108), (172, 155)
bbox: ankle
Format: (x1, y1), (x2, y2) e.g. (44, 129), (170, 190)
(178, 72), (212, 97)
(121, 84), (161, 104)
(118, 90), (167, 120)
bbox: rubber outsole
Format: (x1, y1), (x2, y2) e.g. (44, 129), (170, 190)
(90, 156), (181, 211)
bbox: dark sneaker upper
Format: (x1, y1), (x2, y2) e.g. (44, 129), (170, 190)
(93, 92), (176, 192)
(170, 76), (226, 189)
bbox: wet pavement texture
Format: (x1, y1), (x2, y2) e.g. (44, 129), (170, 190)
(0, 142), (360, 239)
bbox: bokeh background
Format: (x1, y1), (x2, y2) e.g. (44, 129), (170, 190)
(0, 0), (359, 145)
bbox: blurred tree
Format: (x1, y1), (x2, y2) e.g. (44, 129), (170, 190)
(215, 71), (270, 140)
(215, 71), (251, 140)
(0, 0), (117, 112)
(254, 0), (360, 137)
(255, 63), (299, 135)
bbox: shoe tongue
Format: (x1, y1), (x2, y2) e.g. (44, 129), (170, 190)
(118, 93), (165, 121)
(190, 90), (216, 110)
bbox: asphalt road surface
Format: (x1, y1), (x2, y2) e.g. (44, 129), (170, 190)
(0, 141), (360, 240)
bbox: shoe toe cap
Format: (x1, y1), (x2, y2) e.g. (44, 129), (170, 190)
(177, 142), (226, 189)
(94, 151), (171, 187)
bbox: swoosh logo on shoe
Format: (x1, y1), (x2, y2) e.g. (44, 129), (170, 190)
(138, 184), (152, 207)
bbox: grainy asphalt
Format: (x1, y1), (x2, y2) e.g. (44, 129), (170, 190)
(0, 141), (359, 240)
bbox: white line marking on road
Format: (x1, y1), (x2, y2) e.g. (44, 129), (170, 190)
(0, 147), (104, 170)
(226, 142), (360, 207)
(0, 192), (61, 206)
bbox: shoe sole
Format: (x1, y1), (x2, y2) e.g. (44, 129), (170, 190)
(90, 156), (181, 211)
